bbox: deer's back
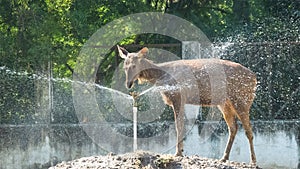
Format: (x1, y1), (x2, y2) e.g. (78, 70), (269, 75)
(157, 59), (257, 106)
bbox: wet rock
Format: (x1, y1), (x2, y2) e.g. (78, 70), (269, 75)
(50, 151), (262, 169)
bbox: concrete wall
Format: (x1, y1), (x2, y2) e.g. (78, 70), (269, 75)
(0, 121), (299, 169)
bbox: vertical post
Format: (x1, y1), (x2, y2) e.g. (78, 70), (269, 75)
(182, 41), (202, 122)
(182, 41), (201, 59)
(34, 61), (53, 124)
(266, 46), (273, 119)
(133, 106), (138, 151)
(48, 60), (54, 123)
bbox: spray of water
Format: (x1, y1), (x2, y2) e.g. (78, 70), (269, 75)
(0, 65), (133, 103)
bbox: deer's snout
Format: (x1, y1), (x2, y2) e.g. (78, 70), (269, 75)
(126, 81), (134, 89)
(125, 71), (138, 89)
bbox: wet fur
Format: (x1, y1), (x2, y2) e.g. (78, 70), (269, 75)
(118, 46), (257, 164)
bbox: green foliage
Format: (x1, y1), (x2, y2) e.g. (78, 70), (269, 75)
(0, 69), (35, 124)
(0, 0), (299, 123)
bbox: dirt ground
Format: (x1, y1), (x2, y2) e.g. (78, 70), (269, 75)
(49, 151), (261, 169)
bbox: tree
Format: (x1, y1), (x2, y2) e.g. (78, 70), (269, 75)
(0, 0), (299, 123)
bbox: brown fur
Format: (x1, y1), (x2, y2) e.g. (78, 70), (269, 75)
(118, 46), (257, 164)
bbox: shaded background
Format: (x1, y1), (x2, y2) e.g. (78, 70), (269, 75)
(0, 0), (299, 168)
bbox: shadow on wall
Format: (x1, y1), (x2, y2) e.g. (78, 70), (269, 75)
(0, 125), (103, 169)
(296, 123), (300, 169)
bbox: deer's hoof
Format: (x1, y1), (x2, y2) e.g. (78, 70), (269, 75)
(174, 152), (183, 157)
(219, 158), (227, 163)
(250, 161), (257, 166)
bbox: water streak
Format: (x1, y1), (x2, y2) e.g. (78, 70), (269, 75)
(0, 66), (133, 101)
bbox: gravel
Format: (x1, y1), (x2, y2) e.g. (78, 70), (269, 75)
(49, 151), (261, 169)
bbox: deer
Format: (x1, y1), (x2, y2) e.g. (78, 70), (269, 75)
(117, 45), (257, 164)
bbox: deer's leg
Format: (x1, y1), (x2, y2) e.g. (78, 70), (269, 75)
(171, 101), (185, 156)
(236, 105), (256, 164)
(218, 100), (238, 162)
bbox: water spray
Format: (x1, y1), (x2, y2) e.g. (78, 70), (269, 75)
(130, 92), (139, 152)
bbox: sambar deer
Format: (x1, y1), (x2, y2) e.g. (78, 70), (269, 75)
(117, 45), (257, 164)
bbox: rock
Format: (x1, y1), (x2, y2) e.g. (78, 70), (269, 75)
(50, 151), (262, 169)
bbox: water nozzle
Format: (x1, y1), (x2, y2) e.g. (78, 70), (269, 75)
(130, 91), (140, 107)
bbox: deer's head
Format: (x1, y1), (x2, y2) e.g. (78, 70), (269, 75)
(117, 45), (149, 89)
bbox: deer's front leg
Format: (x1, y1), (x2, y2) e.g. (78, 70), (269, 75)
(172, 103), (185, 156)
(161, 91), (185, 156)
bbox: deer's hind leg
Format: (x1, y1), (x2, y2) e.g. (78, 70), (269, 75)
(235, 101), (256, 164)
(172, 102), (185, 156)
(218, 99), (238, 162)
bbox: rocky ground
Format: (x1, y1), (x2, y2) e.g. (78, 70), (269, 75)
(49, 151), (261, 169)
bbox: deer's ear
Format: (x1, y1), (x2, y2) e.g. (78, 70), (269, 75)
(138, 47), (148, 58)
(117, 45), (128, 59)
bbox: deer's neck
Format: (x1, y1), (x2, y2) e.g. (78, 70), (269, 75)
(138, 59), (166, 84)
